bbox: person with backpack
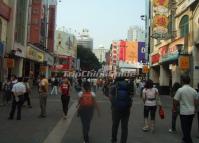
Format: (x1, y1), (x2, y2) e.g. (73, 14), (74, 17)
(168, 82), (181, 133)
(142, 79), (161, 133)
(77, 81), (100, 143)
(109, 77), (133, 143)
(59, 78), (71, 119)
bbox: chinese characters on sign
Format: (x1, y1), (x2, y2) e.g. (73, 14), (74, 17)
(153, 0), (169, 39)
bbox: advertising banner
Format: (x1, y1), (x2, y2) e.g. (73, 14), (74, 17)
(119, 40), (126, 61)
(29, 0), (42, 44)
(126, 41), (138, 63)
(153, 0), (169, 39)
(138, 42), (145, 63)
(179, 55), (189, 70)
(54, 30), (75, 57)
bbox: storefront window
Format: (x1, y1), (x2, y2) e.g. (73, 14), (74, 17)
(179, 15), (189, 37)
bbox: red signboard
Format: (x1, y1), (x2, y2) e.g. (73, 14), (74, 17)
(159, 45), (168, 57)
(119, 40), (126, 61)
(151, 54), (160, 64)
(29, 0), (42, 44)
(0, 1), (11, 21)
(50, 64), (69, 71)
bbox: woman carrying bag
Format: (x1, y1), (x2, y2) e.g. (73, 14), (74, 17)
(142, 79), (162, 133)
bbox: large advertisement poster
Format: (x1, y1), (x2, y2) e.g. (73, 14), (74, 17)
(54, 30), (76, 57)
(119, 40), (126, 61)
(29, 0), (42, 44)
(126, 41), (138, 63)
(138, 42), (145, 63)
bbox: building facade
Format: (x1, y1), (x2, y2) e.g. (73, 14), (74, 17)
(148, 0), (199, 94)
(93, 46), (109, 63)
(127, 26), (145, 42)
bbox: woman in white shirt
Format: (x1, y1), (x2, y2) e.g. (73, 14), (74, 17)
(142, 79), (161, 132)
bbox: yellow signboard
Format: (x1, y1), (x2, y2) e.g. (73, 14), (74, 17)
(27, 46), (44, 62)
(179, 56), (189, 70)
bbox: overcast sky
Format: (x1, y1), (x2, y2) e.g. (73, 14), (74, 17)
(56, 0), (145, 49)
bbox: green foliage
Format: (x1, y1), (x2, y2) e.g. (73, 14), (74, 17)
(77, 45), (101, 71)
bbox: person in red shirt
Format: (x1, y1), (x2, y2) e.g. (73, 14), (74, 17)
(59, 78), (71, 119)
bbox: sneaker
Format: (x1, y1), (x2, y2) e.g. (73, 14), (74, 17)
(142, 126), (150, 132)
(168, 129), (176, 133)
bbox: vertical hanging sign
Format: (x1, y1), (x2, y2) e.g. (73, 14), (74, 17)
(153, 0), (169, 39)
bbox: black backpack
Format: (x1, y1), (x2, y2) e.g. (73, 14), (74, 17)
(113, 81), (132, 110)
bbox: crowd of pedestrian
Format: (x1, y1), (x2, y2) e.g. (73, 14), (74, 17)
(0, 73), (199, 143)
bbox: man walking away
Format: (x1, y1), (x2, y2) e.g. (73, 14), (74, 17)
(38, 75), (49, 118)
(110, 77), (133, 143)
(8, 77), (26, 120)
(174, 74), (198, 143)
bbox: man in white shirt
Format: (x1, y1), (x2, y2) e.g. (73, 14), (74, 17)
(8, 77), (26, 120)
(174, 74), (198, 143)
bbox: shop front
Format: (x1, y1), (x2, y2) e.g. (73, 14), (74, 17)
(159, 37), (184, 94)
(150, 53), (160, 86)
(25, 44), (44, 82)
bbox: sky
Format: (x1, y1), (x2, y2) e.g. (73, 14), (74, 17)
(56, 0), (145, 49)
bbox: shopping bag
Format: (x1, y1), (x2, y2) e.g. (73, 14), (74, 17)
(159, 106), (165, 119)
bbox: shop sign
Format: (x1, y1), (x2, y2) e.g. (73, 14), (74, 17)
(153, 0), (169, 39)
(159, 45), (168, 57)
(142, 65), (149, 73)
(27, 46), (44, 62)
(151, 54), (160, 64)
(0, 1), (11, 21)
(168, 37), (184, 54)
(45, 53), (54, 66)
(40, 66), (47, 72)
(50, 64), (69, 71)
(7, 58), (14, 68)
(179, 55), (189, 70)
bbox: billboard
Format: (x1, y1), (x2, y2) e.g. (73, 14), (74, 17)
(54, 30), (77, 57)
(126, 41), (138, 63)
(152, 0), (169, 39)
(138, 42), (145, 63)
(119, 40), (126, 61)
(29, 0), (42, 44)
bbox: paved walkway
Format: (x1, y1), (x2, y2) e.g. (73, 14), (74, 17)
(0, 87), (198, 143)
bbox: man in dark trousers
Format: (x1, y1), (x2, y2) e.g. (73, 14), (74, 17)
(109, 76), (134, 143)
(8, 77), (26, 120)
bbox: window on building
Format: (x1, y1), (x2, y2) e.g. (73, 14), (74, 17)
(179, 15), (189, 37)
(15, 0), (27, 45)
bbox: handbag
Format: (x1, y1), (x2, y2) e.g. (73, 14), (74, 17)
(159, 106), (165, 119)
